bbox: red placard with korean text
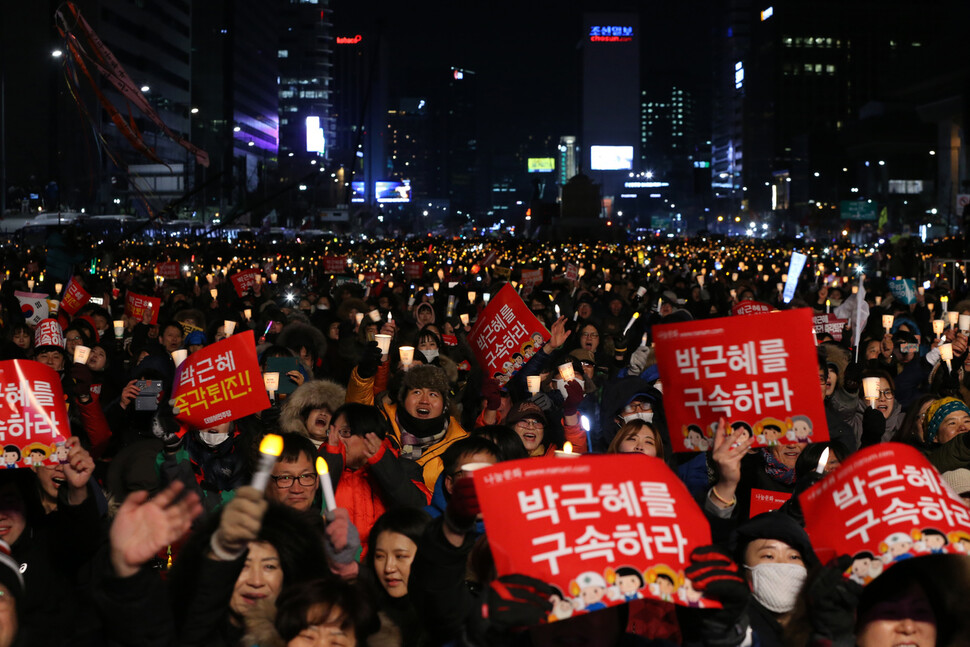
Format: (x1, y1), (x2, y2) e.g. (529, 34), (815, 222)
(475, 454), (718, 613)
(468, 284), (549, 385)
(801, 443), (970, 581)
(654, 308), (828, 452)
(125, 291), (161, 324)
(230, 269), (260, 297)
(749, 489), (792, 518)
(155, 262), (180, 280)
(322, 256), (348, 274)
(731, 301), (771, 317)
(172, 330), (270, 429)
(812, 313), (847, 341)
(0, 361), (71, 468)
(403, 261), (424, 279)
(564, 263), (579, 282)
(520, 268), (544, 290)
(59, 277), (90, 317)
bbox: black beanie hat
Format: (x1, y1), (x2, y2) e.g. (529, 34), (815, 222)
(731, 511), (819, 568)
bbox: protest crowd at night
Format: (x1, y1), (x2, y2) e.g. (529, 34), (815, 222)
(0, 231), (968, 647)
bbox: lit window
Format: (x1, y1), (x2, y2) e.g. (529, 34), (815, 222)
(278, 49), (289, 58)
(826, 64), (835, 74)
(815, 63), (822, 73)
(784, 37), (793, 46)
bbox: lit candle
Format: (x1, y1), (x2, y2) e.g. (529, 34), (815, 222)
(933, 319), (944, 340)
(826, 299), (831, 314)
(315, 456), (337, 512)
(960, 314), (970, 334)
(399, 346), (414, 368)
(251, 434), (284, 491)
(263, 372), (279, 400)
(483, 293), (491, 304)
(244, 308), (252, 320)
(875, 296), (882, 306)
(622, 311), (640, 335)
(459, 313), (469, 326)
(55, 282), (63, 295)
(27, 279), (34, 290)
(527, 375), (541, 394)
(815, 447), (830, 474)
(948, 311), (960, 327)
(882, 314), (894, 334)
(375, 334), (392, 356)
(447, 296), (456, 317)
(224, 320), (236, 337)
(467, 291), (476, 304)
(210, 288), (218, 300)
(942, 296), (949, 313)
(355, 312), (364, 326)
(862, 377), (880, 408)
(171, 349), (187, 368)
(555, 441), (580, 458)
(113, 320), (124, 337)
(940, 343), (953, 371)
(559, 362), (575, 382)
(73, 345), (91, 364)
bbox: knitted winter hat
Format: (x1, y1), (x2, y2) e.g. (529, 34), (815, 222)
(925, 397), (970, 444)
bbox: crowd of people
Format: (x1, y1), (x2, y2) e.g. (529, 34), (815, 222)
(0, 233), (968, 646)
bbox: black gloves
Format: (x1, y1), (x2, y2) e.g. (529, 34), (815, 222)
(860, 407), (886, 448)
(806, 555), (862, 642)
(483, 574), (554, 632)
(152, 403), (184, 452)
(356, 341), (383, 379)
(683, 546), (751, 647)
(444, 475), (480, 535)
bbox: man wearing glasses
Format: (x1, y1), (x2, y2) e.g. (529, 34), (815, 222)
(266, 433), (319, 513)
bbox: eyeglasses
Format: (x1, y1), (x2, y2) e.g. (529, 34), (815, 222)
(876, 390), (894, 400)
(625, 401), (652, 413)
(580, 332), (599, 339)
(271, 473), (317, 488)
(515, 419), (545, 430)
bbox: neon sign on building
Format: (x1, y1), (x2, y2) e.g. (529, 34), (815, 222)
(589, 25), (634, 43)
(336, 34), (362, 44)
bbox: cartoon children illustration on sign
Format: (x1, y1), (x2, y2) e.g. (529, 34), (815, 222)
(683, 425), (710, 451)
(2, 445), (21, 468)
(569, 571), (610, 612)
(645, 564), (679, 602)
(21, 443), (52, 467)
(846, 551), (882, 585)
(879, 531), (917, 563)
(916, 528), (949, 554)
(753, 417), (788, 447)
(678, 576), (706, 608)
(609, 566), (645, 602)
(787, 415), (813, 442)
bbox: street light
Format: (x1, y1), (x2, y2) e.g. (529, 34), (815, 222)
(140, 85), (150, 92)
(51, 49), (63, 58)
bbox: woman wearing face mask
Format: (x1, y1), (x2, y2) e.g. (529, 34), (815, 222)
(415, 328), (459, 387)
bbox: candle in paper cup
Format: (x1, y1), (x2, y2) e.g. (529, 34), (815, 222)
(559, 362), (575, 382)
(374, 334), (392, 356)
(223, 320), (236, 337)
(948, 311), (960, 327)
(940, 343), (953, 370)
(367, 309), (381, 322)
(852, 285), (859, 294)
(605, 282), (612, 292)
(244, 308), (252, 320)
(315, 457), (337, 512)
(113, 320), (124, 337)
(355, 312), (364, 325)
(73, 345), (91, 364)
(862, 377), (881, 407)
(460, 313), (469, 326)
(210, 288), (218, 300)
(927, 303), (933, 313)
(399, 346), (414, 367)
(263, 372), (280, 394)
(55, 282), (63, 295)
(26, 279), (34, 290)
(468, 291), (476, 304)
(636, 286), (647, 297)
(778, 283), (785, 293)
(960, 314), (970, 333)
(433, 282), (440, 292)
(171, 349), (188, 368)
(875, 296), (882, 306)
(483, 293), (491, 304)
(527, 375), (541, 394)
(882, 314), (894, 333)
(933, 320), (945, 338)
(251, 434), (284, 491)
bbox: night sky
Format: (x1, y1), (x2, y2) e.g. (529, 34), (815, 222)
(331, 0), (709, 153)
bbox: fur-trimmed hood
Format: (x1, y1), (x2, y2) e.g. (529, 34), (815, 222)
(242, 598), (402, 647)
(280, 379), (347, 435)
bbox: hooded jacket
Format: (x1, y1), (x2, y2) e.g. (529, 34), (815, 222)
(279, 379), (347, 440)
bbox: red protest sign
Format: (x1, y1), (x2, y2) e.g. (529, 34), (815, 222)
(654, 308), (829, 452)
(731, 301), (772, 317)
(475, 454), (717, 612)
(801, 443), (970, 576)
(230, 269), (260, 297)
(0, 360), (71, 468)
(812, 313), (847, 341)
(59, 277), (90, 317)
(749, 489), (791, 518)
(564, 263), (579, 282)
(520, 269), (544, 294)
(155, 262), (180, 280)
(468, 284), (549, 385)
(125, 291), (161, 324)
(322, 256), (348, 274)
(173, 330), (270, 429)
(403, 261), (424, 279)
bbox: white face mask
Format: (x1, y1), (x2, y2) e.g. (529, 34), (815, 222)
(421, 349), (439, 362)
(622, 411), (654, 424)
(198, 430), (230, 447)
(746, 563), (807, 613)
(554, 378), (585, 399)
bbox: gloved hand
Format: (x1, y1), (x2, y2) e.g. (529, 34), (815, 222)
(860, 407), (886, 448)
(212, 486), (267, 558)
(444, 475), (480, 535)
(152, 401), (184, 452)
(842, 362), (864, 393)
(684, 546), (751, 646)
(484, 574), (554, 631)
(323, 508), (361, 566)
(481, 377), (503, 411)
(562, 379), (585, 416)
(806, 555), (862, 641)
(356, 341), (383, 379)
(531, 391), (555, 413)
(628, 345), (653, 376)
(69, 364), (94, 399)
